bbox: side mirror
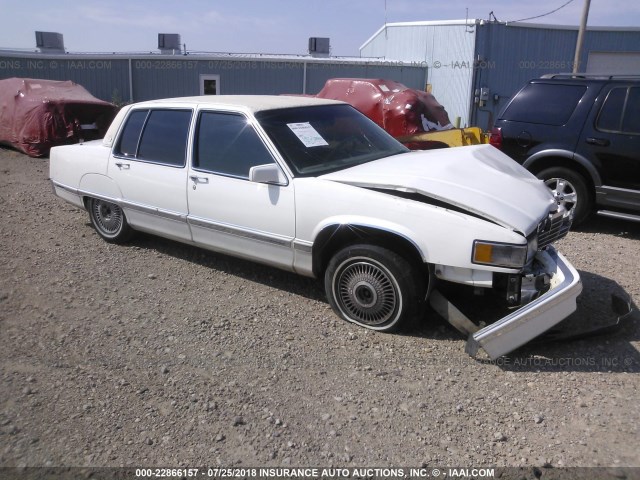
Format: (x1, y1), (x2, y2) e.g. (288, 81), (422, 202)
(249, 163), (288, 185)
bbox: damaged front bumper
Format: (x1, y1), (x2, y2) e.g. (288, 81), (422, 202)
(465, 247), (582, 360)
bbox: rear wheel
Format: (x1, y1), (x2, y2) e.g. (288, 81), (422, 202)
(324, 244), (425, 332)
(88, 198), (133, 243)
(536, 167), (592, 225)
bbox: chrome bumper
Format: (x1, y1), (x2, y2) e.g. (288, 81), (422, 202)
(465, 247), (582, 360)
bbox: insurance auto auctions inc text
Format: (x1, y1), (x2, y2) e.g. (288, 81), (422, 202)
(199, 467), (496, 478)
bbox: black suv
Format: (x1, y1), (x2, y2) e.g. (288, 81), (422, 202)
(491, 74), (640, 225)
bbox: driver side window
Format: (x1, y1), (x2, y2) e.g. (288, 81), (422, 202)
(193, 111), (276, 179)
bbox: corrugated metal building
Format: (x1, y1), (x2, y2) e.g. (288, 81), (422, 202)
(0, 50), (427, 104)
(360, 20), (640, 129)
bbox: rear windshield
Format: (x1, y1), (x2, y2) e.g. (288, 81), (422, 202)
(500, 83), (587, 126)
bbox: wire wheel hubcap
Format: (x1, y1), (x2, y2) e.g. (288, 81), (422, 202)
(93, 200), (123, 235)
(334, 260), (398, 326)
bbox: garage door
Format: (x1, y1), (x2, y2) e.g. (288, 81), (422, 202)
(587, 52), (640, 75)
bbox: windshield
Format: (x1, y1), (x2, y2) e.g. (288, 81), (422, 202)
(255, 104), (409, 177)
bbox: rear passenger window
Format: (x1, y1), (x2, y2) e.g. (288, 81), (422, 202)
(597, 87), (640, 135)
(597, 88), (625, 132)
(138, 110), (192, 166)
(194, 112), (275, 179)
(501, 84), (587, 126)
(115, 109), (192, 166)
(622, 87), (640, 134)
(116, 110), (148, 157)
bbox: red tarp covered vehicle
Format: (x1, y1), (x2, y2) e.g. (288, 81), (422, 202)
(290, 78), (487, 149)
(314, 78), (454, 138)
(0, 78), (117, 157)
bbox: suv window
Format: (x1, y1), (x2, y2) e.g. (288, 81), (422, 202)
(597, 87), (626, 131)
(597, 87), (640, 135)
(194, 112), (275, 179)
(501, 83), (587, 126)
(116, 109), (192, 166)
(622, 87), (640, 134)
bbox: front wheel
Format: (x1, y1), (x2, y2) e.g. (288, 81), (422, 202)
(536, 167), (592, 226)
(324, 244), (425, 332)
(88, 198), (133, 243)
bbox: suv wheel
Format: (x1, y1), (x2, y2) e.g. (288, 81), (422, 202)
(536, 167), (592, 225)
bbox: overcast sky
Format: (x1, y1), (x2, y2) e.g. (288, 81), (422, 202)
(1, 0), (639, 56)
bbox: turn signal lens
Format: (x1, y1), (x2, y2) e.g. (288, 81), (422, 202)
(472, 241), (527, 269)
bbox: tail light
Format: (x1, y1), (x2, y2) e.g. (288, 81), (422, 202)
(489, 127), (502, 149)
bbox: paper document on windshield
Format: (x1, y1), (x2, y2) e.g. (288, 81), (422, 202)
(287, 122), (329, 148)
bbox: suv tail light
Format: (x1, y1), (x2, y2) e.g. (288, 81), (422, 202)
(489, 127), (502, 149)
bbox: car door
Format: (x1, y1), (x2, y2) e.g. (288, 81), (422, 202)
(108, 108), (193, 241)
(187, 110), (296, 270)
(580, 85), (640, 197)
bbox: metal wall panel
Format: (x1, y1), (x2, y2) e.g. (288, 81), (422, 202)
(130, 58), (199, 101)
(473, 24), (581, 129)
(220, 60), (305, 94)
(130, 58), (307, 100)
(127, 58), (425, 100)
(582, 29), (640, 64)
(587, 52), (640, 74)
(0, 53), (426, 104)
(473, 24), (640, 129)
(360, 23), (476, 127)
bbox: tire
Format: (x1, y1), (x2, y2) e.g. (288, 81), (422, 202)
(324, 244), (425, 332)
(87, 198), (133, 243)
(536, 167), (592, 226)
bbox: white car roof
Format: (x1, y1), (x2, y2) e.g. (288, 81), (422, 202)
(132, 95), (344, 113)
(103, 95), (345, 147)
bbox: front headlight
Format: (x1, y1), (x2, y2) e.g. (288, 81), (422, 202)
(472, 240), (528, 269)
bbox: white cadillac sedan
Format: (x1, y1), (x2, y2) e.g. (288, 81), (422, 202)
(50, 95), (581, 359)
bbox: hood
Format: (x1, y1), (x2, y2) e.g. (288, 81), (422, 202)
(321, 144), (556, 235)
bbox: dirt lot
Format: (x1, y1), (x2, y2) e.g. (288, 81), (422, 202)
(1, 146), (639, 471)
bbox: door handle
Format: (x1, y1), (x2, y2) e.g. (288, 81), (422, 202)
(190, 176), (209, 184)
(586, 137), (610, 147)
(115, 162), (130, 170)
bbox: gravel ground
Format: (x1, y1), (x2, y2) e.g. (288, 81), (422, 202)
(1, 146), (639, 471)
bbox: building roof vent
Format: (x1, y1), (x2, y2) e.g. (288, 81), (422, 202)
(35, 31), (65, 54)
(308, 37), (330, 57)
(158, 33), (182, 54)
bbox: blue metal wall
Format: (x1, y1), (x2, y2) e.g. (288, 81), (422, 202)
(472, 23), (640, 129)
(0, 53), (426, 104)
